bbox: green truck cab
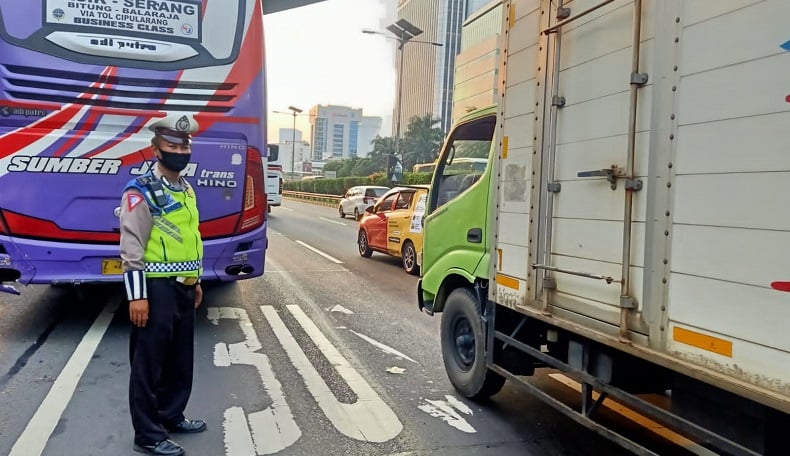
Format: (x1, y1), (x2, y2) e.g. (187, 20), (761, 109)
(418, 106), (498, 317)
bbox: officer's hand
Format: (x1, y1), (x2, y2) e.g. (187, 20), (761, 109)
(194, 284), (203, 309)
(129, 299), (149, 327)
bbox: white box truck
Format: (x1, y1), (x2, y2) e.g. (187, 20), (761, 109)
(418, 1), (790, 454)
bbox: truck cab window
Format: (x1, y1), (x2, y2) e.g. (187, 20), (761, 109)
(432, 116), (496, 210)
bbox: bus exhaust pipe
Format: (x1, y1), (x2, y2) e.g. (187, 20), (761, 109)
(225, 265), (242, 276)
(240, 265), (254, 274)
(0, 269), (21, 295)
(0, 283), (20, 295)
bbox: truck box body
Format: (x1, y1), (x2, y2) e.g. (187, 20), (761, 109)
(420, 0), (790, 452)
(491, 0), (790, 412)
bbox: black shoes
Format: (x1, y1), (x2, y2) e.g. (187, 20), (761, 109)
(134, 419), (205, 454)
(166, 418), (207, 434)
(133, 439), (185, 456)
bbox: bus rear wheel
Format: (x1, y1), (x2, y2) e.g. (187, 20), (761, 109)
(441, 288), (505, 399)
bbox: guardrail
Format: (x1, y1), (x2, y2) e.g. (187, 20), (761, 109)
(282, 190), (342, 208)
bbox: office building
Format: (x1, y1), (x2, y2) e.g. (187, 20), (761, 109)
(309, 105), (382, 160)
(357, 116), (383, 158)
(278, 128), (303, 144)
(395, 0), (464, 134)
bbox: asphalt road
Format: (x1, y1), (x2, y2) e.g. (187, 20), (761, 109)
(0, 199), (690, 456)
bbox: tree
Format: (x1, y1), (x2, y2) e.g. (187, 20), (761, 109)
(402, 114), (443, 172)
(370, 135), (399, 171)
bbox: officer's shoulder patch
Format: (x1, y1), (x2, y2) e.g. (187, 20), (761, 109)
(135, 176), (151, 186)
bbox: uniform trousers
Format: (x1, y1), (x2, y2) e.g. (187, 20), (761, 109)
(129, 277), (196, 445)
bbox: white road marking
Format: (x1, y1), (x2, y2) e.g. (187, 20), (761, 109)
(418, 395), (476, 433)
(295, 240), (344, 264)
(9, 300), (118, 456)
(319, 217), (346, 226)
(348, 330), (418, 364)
(276, 206), (294, 211)
(329, 304), (354, 314)
(386, 367), (406, 374)
(262, 305), (403, 442)
(548, 374), (716, 456)
(208, 307), (300, 455)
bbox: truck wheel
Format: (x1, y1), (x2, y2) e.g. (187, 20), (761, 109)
(441, 288), (505, 399)
(358, 229), (373, 257)
(401, 241), (419, 275)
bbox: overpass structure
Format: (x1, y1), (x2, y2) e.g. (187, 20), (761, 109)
(264, 0), (326, 15)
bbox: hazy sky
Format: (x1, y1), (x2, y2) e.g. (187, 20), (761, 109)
(263, 0), (397, 141)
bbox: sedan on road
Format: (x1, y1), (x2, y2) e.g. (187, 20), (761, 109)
(357, 185), (428, 275)
(338, 185), (389, 220)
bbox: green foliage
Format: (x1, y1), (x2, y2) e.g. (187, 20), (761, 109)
(288, 116), (444, 189)
(402, 114), (443, 171)
(283, 172), (432, 195)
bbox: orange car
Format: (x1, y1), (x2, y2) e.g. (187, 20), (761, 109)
(357, 185), (428, 275)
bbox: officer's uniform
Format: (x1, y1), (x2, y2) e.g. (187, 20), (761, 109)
(120, 115), (203, 451)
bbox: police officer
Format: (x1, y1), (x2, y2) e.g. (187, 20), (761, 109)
(120, 115), (206, 456)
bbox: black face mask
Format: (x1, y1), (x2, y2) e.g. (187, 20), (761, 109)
(158, 150), (191, 172)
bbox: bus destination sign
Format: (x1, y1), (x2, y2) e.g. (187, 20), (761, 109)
(45, 0), (201, 41)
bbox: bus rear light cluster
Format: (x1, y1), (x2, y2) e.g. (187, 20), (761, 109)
(235, 146), (266, 234)
(0, 209), (118, 243)
(0, 212), (8, 235)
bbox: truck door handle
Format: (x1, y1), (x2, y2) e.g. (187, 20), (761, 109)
(467, 228), (482, 243)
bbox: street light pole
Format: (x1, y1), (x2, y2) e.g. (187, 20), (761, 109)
(362, 21), (442, 183)
(394, 32), (405, 177)
(287, 105), (302, 178)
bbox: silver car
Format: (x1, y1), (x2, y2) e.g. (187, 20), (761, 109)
(338, 185), (389, 220)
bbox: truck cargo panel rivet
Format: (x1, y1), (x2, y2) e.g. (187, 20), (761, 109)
(669, 134), (674, 140)
(664, 230), (669, 236)
(667, 182), (672, 188)
(665, 211), (670, 216)
(668, 162), (673, 168)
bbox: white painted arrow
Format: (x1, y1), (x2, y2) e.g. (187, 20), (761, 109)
(262, 305), (403, 442)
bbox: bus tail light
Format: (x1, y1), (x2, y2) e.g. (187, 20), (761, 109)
(0, 211), (8, 235)
(278, 177), (283, 195)
(236, 147), (266, 233)
(1, 210), (118, 242)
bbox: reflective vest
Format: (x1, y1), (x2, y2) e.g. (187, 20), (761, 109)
(126, 174), (203, 278)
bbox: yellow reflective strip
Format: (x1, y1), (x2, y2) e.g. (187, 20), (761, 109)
(502, 136), (509, 159)
(509, 3), (515, 29)
(496, 273), (519, 290)
(673, 327), (733, 358)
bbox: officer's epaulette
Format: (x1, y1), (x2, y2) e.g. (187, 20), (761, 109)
(135, 176), (152, 186)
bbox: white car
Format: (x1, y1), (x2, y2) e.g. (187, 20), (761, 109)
(338, 185), (389, 220)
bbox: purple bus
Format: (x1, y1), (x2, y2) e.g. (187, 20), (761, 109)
(0, 0), (269, 294)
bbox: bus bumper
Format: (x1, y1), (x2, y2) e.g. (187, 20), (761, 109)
(1, 224), (268, 287)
